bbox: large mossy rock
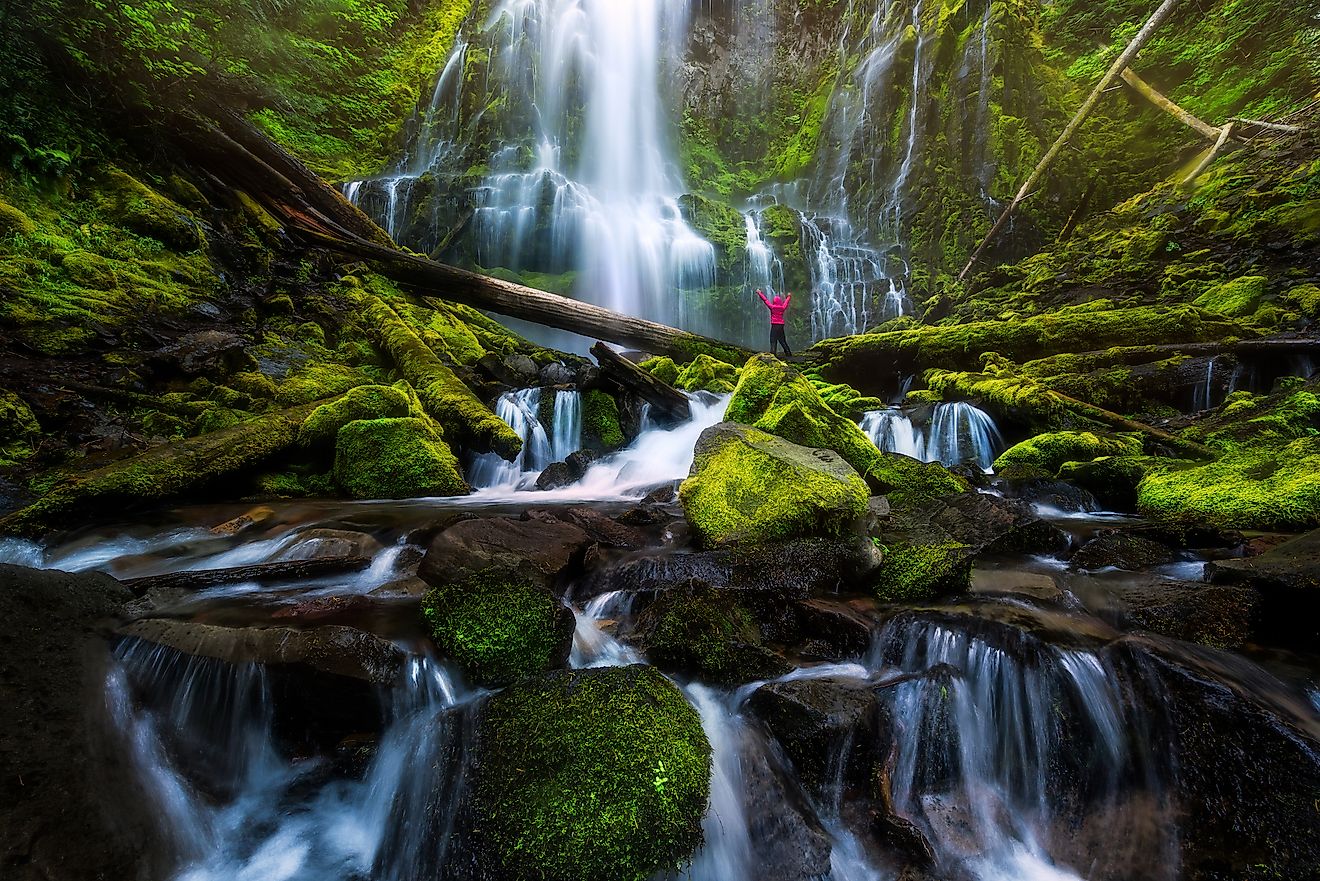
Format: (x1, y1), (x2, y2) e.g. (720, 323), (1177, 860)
(680, 422), (869, 546)
(471, 665), (712, 881)
(298, 384), (413, 446)
(727, 354), (964, 503)
(629, 583), (792, 685)
(421, 573), (574, 687)
(332, 417), (468, 499)
(993, 430), (1143, 478)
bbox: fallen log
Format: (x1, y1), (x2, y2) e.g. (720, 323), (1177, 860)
(1052, 389), (1215, 459)
(122, 556), (372, 596)
(1027, 337), (1320, 371)
(1119, 67), (1222, 140)
(1184, 121), (1236, 185)
(363, 295), (523, 459)
(958, 0), (1184, 282)
(1229, 117), (1304, 135)
(591, 342), (692, 423)
(0, 401), (324, 538)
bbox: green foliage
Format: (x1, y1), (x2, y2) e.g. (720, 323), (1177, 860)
(0, 391), (41, 468)
(474, 665), (711, 881)
(332, 416), (468, 499)
(583, 389), (626, 451)
(1194, 275), (1267, 318)
(421, 573), (571, 686)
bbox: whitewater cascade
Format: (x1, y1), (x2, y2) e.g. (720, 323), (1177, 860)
(860, 401), (1003, 470)
(467, 388), (584, 490)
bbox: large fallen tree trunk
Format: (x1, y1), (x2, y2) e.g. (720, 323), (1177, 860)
(0, 402), (324, 537)
(171, 105), (751, 364)
(591, 342), (692, 423)
(1027, 336), (1320, 370)
(1052, 389), (1215, 459)
(958, 0), (1183, 282)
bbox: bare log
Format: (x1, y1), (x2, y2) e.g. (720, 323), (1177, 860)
(122, 557), (373, 596)
(1120, 67), (1222, 140)
(1183, 122), (1236, 185)
(1229, 116), (1304, 135)
(958, 0), (1184, 282)
(591, 342), (692, 423)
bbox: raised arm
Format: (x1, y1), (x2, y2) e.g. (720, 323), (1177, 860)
(784, 293), (792, 309)
(757, 289), (771, 309)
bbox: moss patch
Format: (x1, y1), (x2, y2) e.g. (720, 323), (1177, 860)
(332, 417), (468, 500)
(675, 354), (739, 394)
(473, 665), (711, 881)
(870, 541), (973, 603)
(993, 431), (1144, 477)
(583, 389), (626, 451)
(299, 384), (413, 446)
(633, 585), (790, 685)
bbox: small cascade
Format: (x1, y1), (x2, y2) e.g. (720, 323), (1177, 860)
(111, 640), (472, 881)
(683, 685), (755, 881)
(1193, 357), (1218, 411)
(860, 402), (1003, 471)
(925, 401), (1004, 471)
(570, 591), (641, 669)
(550, 390), (583, 464)
(870, 616), (1175, 881)
(803, 216), (887, 340)
(467, 388), (553, 489)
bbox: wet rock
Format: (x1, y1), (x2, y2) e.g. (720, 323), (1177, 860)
(1118, 581), (1260, 649)
(119, 619), (406, 684)
(417, 515), (592, 591)
(740, 730), (835, 881)
(643, 484), (677, 504)
(1070, 531), (1178, 571)
(998, 477), (1100, 514)
(929, 491), (1069, 557)
(748, 676), (890, 792)
(1205, 526), (1320, 642)
(210, 505), (277, 536)
(535, 449), (599, 491)
(153, 329), (253, 377)
(970, 568), (1064, 602)
(476, 352), (537, 387)
(538, 361), (577, 387)
(0, 565), (165, 881)
(270, 594), (381, 625)
(527, 506), (649, 549)
(628, 582), (791, 685)
(794, 598), (877, 660)
(280, 528), (383, 560)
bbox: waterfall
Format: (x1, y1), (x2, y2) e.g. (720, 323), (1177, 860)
(468, 388), (553, 489)
(111, 641), (472, 881)
(860, 402), (1003, 471)
(551, 390), (583, 464)
(1193, 357), (1217, 411)
(871, 616), (1175, 881)
(570, 592), (641, 669)
(683, 685), (755, 881)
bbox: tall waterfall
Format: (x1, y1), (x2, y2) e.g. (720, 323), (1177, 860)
(860, 402), (1003, 471)
(349, 0), (716, 334)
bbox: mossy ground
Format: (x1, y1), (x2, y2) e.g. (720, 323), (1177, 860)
(474, 665), (711, 881)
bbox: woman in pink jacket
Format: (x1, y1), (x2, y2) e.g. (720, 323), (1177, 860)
(757, 289), (793, 357)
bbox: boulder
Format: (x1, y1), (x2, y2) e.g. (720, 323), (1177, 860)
(152, 329), (253, 377)
(0, 565), (164, 881)
(470, 665), (711, 881)
(279, 528), (383, 560)
(1118, 581), (1259, 649)
(539, 361), (577, 387)
(417, 514), (592, 589)
(421, 572), (575, 687)
(298, 384), (413, 446)
(526, 506), (650, 550)
(628, 583), (792, 685)
(997, 477), (1101, 513)
(535, 449), (599, 491)
(680, 422), (870, 546)
(993, 431), (1143, 478)
(333, 417), (469, 499)
(1205, 526), (1320, 642)
(1070, 531), (1178, 571)
(970, 568), (1064, 602)
(793, 598), (877, 659)
(737, 729), (835, 881)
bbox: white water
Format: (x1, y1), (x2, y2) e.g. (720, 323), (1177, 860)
(570, 591), (642, 668)
(860, 401), (1003, 471)
(111, 643), (473, 881)
(470, 392), (730, 502)
(551, 389), (584, 463)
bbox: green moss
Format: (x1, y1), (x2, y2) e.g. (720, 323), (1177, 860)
(870, 541), (972, 602)
(422, 573), (571, 687)
(1058, 455), (1168, 510)
(993, 431), (1144, 477)
(680, 423), (869, 546)
(275, 363), (375, 407)
(640, 356), (680, 386)
(141, 411), (187, 439)
(583, 389), (626, 451)
(1282, 284), (1320, 320)
(678, 194), (748, 273)
(332, 417), (468, 500)
(675, 354), (739, 394)
(0, 198), (36, 238)
(192, 408), (253, 436)
(59, 250), (116, 289)
(94, 167), (205, 251)
(474, 665), (711, 881)
(728, 354), (964, 503)
(1194, 275), (1267, 318)
(299, 384), (413, 446)
(636, 585), (790, 685)
(253, 469), (334, 499)
(0, 390), (40, 467)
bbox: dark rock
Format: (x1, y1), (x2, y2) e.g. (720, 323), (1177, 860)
(417, 515), (592, 591)
(476, 352), (530, 387)
(0, 565), (165, 880)
(929, 491), (1070, 557)
(538, 361), (577, 387)
(947, 462), (991, 488)
(1205, 527), (1320, 642)
(1070, 531), (1178, 571)
(794, 598), (876, 659)
(740, 730), (835, 881)
(617, 504), (668, 526)
(1120, 581), (1260, 649)
(535, 461), (575, 491)
(280, 528), (383, 560)
(748, 676), (890, 792)
(643, 484), (677, 505)
(528, 506), (649, 550)
(998, 477), (1100, 514)
(969, 568), (1063, 602)
(153, 329), (253, 377)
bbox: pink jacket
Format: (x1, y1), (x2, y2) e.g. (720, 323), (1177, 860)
(758, 291), (791, 325)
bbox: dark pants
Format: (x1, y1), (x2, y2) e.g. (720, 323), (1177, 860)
(770, 324), (792, 357)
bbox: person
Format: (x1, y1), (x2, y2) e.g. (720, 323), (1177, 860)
(756, 288), (793, 357)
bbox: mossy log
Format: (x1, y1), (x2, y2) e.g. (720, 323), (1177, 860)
(363, 297), (522, 459)
(591, 342), (692, 423)
(0, 402), (322, 537)
(122, 557), (372, 596)
(1027, 337), (1320, 373)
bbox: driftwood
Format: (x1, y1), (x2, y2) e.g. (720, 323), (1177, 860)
(958, 0), (1184, 282)
(1119, 67), (1222, 140)
(123, 556), (373, 596)
(591, 342), (692, 423)
(171, 105), (751, 364)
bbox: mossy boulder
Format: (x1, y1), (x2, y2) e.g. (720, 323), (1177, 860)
(728, 354), (964, 503)
(1057, 455), (1165, 510)
(95, 167), (205, 251)
(1194, 275), (1267, 318)
(276, 363), (374, 407)
(583, 388), (626, 451)
(640, 355), (680, 385)
(870, 540), (973, 602)
(0, 390), (40, 466)
(993, 431), (1143, 478)
(675, 354), (739, 394)
(0, 198), (36, 238)
(472, 665), (711, 881)
(1282, 284), (1320, 320)
(421, 573), (574, 686)
(681, 422), (869, 546)
(630, 584), (791, 685)
(299, 384), (413, 446)
(332, 417), (468, 499)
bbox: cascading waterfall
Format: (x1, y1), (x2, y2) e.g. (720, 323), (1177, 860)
(870, 617), (1176, 881)
(860, 401), (1003, 471)
(550, 389), (583, 464)
(468, 388), (554, 489)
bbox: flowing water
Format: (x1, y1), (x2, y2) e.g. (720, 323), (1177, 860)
(860, 401), (1004, 470)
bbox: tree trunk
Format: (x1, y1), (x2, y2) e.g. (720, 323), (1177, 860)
(1034, 337), (1320, 368)
(591, 342), (692, 423)
(958, 0), (1184, 282)
(1120, 67), (1222, 140)
(1183, 122), (1236, 184)
(122, 557), (374, 596)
